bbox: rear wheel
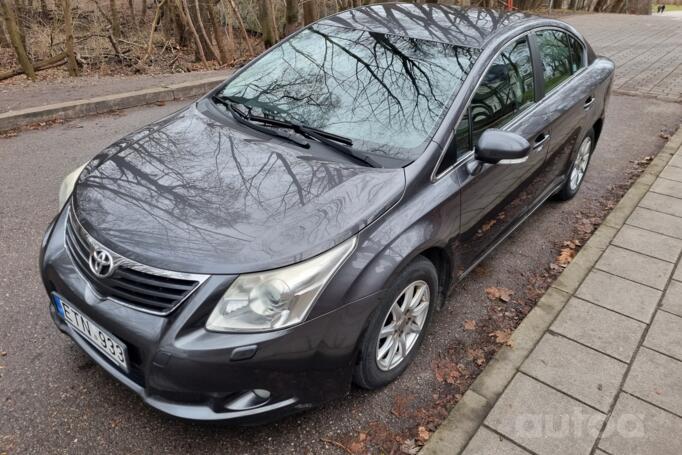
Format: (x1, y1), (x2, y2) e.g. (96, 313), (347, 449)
(353, 256), (437, 389)
(555, 129), (595, 201)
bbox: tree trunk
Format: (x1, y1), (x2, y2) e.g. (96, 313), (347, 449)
(110, 0), (121, 37)
(284, 0), (298, 35)
(61, 0), (78, 76)
(188, 0), (215, 61)
(1, 0), (35, 80)
(303, 0), (318, 25)
(194, 0), (221, 63)
(127, 0), (136, 28)
(140, 0), (147, 24)
(0, 14), (11, 48)
(180, 0), (208, 68)
(222, 0), (252, 56)
(208, 2), (229, 63)
(143, 0), (166, 63)
(0, 51), (67, 81)
(258, 0), (276, 47)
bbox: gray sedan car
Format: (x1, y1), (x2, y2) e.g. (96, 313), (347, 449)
(40, 3), (614, 423)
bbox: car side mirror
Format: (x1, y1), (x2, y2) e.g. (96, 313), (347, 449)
(475, 129), (530, 165)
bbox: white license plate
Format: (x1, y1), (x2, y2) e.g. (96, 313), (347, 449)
(55, 295), (129, 371)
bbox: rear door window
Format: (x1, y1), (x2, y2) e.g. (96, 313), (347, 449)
(535, 30), (573, 93)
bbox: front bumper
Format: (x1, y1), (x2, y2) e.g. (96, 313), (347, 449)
(40, 209), (380, 423)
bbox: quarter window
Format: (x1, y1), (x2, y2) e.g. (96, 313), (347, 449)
(470, 37), (534, 144)
(535, 30), (573, 93)
(569, 36), (585, 73)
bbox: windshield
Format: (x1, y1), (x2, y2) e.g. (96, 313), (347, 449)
(219, 24), (480, 163)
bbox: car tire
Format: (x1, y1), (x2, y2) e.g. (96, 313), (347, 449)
(353, 256), (437, 390)
(554, 129), (595, 201)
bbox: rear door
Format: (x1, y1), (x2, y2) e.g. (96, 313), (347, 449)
(531, 29), (594, 186)
(452, 36), (551, 275)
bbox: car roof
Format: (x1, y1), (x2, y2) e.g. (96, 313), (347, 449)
(318, 3), (542, 48)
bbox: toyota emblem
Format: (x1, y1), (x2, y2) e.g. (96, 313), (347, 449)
(89, 248), (115, 278)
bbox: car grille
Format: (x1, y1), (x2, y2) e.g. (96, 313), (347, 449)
(64, 208), (208, 315)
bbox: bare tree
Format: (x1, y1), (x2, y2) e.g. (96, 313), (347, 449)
(208, 2), (229, 63)
(303, 0), (318, 25)
(0, 12), (11, 48)
(284, 0), (298, 35)
(127, 0), (136, 28)
(110, 0), (121, 37)
(180, 0), (209, 68)
(1, 0), (35, 79)
(62, 0), (78, 76)
(258, 0), (277, 47)
(194, 0), (221, 63)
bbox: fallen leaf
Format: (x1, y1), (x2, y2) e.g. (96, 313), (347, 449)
(556, 248), (576, 267)
(489, 329), (514, 347)
(417, 426), (431, 442)
(463, 319), (476, 331)
(432, 359), (461, 384)
(467, 348), (486, 366)
(481, 219), (497, 232)
(485, 287), (514, 302)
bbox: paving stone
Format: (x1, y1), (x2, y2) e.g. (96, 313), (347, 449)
(485, 374), (605, 455)
(612, 225), (682, 263)
(521, 333), (627, 412)
(661, 280), (682, 317)
(644, 311), (682, 361)
(462, 427), (531, 455)
(551, 298), (645, 362)
(599, 393), (682, 455)
(652, 178), (682, 200)
(660, 165), (682, 183)
(675, 263), (682, 282)
(627, 207), (682, 239)
(576, 269), (661, 323)
(624, 347), (682, 417)
(640, 192), (682, 219)
(595, 246), (673, 290)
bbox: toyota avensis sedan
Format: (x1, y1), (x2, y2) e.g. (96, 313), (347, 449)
(40, 4), (614, 423)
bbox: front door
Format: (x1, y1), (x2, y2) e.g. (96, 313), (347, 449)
(453, 36), (550, 276)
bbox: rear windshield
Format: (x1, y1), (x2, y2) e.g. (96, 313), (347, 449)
(219, 24), (480, 163)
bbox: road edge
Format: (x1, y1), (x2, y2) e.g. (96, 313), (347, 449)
(0, 75), (227, 132)
(420, 125), (682, 455)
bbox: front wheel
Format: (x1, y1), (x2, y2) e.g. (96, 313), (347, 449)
(353, 256), (437, 390)
(554, 130), (595, 201)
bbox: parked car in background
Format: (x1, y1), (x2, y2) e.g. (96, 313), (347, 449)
(40, 3), (614, 423)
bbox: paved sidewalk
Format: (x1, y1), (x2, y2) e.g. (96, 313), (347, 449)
(564, 13), (682, 102)
(424, 127), (682, 455)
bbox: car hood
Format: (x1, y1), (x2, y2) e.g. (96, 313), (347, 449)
(73, 104), (405, 274)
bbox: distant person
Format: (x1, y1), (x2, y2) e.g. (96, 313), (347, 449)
(661, 3), (666, 12)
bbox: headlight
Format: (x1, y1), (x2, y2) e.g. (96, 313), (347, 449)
(206, 236), (357, 332)
(58, 164), (87, 210)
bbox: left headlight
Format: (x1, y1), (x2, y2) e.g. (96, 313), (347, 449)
(58, 164), (87, 210)
(206, 236), (357, 332)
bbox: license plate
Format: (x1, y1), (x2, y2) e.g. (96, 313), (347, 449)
(54, 294), (129, 372)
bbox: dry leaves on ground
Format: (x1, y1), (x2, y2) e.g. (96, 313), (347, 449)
(463, 319), (477, 331)
(485, 287), (514, 302)
(432, 358), (461, 384)
(489, 329), (514, 347)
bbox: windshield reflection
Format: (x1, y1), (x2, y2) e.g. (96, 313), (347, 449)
(220, 24), (480, 162)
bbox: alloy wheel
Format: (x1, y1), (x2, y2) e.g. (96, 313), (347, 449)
(375, 280), (430, 371)
(569, 136), (592, 191)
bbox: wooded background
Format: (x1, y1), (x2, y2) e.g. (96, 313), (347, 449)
(0, 0), (652, 82)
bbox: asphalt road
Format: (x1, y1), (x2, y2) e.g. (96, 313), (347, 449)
(0, 91), (680, 454)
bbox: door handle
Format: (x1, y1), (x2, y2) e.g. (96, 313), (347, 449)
(533, 133), (550, 150)
(584, 96), (595, 110)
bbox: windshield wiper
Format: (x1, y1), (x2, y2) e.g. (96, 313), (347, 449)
(212, 95), (310, 149)
(213, 94), (380, 168)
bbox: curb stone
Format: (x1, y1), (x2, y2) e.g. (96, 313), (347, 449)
(420, 124), (682, 455)
(0, 75), (228, 132)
